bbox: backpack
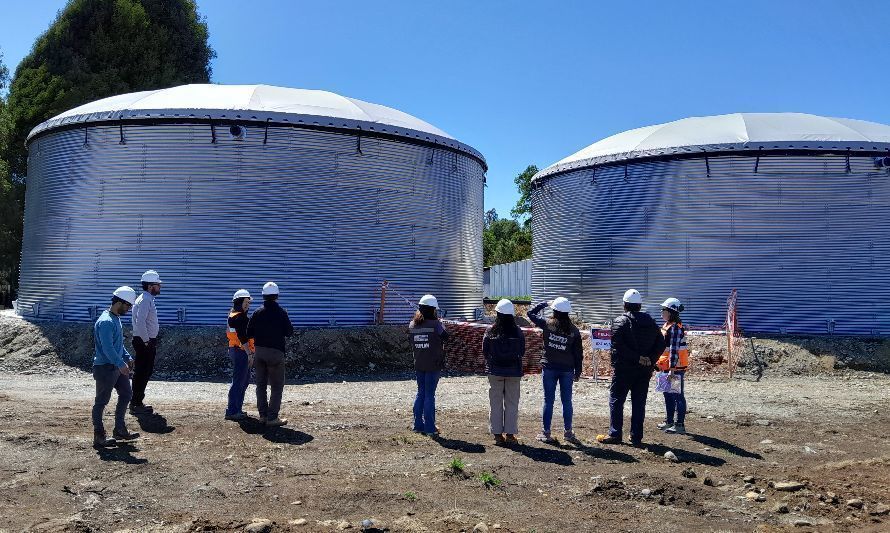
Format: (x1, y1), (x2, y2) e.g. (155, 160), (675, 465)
(489, 330), (522, 367)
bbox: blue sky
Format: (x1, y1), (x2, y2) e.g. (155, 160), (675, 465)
(2, 1), (889, 217)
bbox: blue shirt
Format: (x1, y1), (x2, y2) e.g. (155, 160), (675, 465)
(93, 309), (132, 368)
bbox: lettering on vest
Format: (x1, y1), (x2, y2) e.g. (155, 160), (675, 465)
(547, 332), (569, 351)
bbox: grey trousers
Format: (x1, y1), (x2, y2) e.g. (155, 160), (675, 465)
(92, 364), (132, 434)
(255, 347), (285, 420)
(488, 375), (521, 435)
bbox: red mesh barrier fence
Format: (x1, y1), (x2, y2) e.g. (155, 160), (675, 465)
(441, 320), (612, 378)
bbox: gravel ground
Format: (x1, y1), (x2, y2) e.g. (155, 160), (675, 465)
(4, 370), (888, 423)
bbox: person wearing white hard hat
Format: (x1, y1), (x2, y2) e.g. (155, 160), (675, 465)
(225, 289), (255, 421)
(597, 289), (666, 446)
(130, 270), (162, 415)
(91, 286), (140, 447)
(527, 297), (583, 444)
(409, 294), (449, 436)
(655, 298), (689, 435)
(482, 299), (526, 445)
(246, 282), (294, 427)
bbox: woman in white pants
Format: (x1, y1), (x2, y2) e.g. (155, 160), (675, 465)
(482, 299), (526, 445)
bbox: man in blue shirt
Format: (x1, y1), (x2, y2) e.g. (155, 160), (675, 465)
(92, 286), (140, 447)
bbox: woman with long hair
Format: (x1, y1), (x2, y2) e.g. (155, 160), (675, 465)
(656, 297), (689, 434)
(527, 297), (583, 443)
(482, 299), (526, 445)
(408, 294), (449, 436)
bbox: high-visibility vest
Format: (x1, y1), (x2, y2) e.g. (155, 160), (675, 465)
(227, 311), (254, 351)
(657, 321), (689, 371)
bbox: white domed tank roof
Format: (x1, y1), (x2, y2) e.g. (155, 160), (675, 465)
(534, 112), (890, 181)
(28, 83), (484, 163)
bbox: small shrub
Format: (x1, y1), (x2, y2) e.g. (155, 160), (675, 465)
(478, 471), (501, 488)
(448, 457), (466, 474)
(404, 491), (417, 501)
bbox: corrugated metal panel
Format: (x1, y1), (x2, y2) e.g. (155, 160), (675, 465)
(18, 122), (484, 326)
(487, 259), (531, 298)
(532, 154), (890, 334)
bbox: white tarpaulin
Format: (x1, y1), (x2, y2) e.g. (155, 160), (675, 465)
(534, 112), (890, 181)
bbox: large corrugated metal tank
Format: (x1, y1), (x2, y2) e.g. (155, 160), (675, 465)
(17, 84), (486, 326)
(532, 113), (890, 334)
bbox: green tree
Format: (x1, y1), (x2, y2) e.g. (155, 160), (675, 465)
(0, 48), (21, 305)
(4, 0), (215, 180)
(510, 164), (538, 225)
(0, 0), (215, 296)
(483, 211), (531, 267)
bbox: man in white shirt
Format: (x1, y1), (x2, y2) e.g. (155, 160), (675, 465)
(131, 269), (162, 414)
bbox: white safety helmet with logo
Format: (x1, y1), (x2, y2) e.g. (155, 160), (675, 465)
(623, 289), (643, 304)
(551, 296), (572, 313)
(661, 297), (684, 313)
(418, 294), (439, 308)
(262, 282), (279, 296)
(232, 289), (251, 301)
(140, 270), (162, 284)
(495, 298), (515, 315)
(113, 286), (137, 305)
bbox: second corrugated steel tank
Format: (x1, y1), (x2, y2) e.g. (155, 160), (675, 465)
(532, 152), (890, 334)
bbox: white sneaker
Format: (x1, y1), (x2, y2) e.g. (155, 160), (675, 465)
(665, 424), (686, 434)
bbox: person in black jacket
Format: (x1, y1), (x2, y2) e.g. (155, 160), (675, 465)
(528, 297), (583, 444)
(409, 294), (449, 436)
(597, 289), (666, 446)
(246, 282), (294, 427)
(482, 299), (526, 446)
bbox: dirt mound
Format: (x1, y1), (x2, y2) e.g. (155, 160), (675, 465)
(2, 313), (888, 379)
(0, 314), (412, 379)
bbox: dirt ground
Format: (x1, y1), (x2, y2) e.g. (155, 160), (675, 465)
(1, 367), (889, 533)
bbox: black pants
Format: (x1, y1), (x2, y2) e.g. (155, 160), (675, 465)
(131, 337), (157, 406)
(255, 346), (285, 420)
(608, 367), (652, 443)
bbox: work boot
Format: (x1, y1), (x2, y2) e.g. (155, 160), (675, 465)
(112, 428), (140, 440)
(225, 412), (247, 421)
(265, 417), (288, 427)
(93, 432), (116, 448)
(129, 404), (153, 414)
(665, 423), (686, 435)
(657, 421), (673, 430)
(493, 434), (506, 446)
(504, 434), (519, 445)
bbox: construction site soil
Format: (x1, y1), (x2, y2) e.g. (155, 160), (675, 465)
(1, 313), (889, 532)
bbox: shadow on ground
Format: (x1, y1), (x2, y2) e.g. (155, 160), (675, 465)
(95, 442), (147, 464)
(236, 417), (313, 445)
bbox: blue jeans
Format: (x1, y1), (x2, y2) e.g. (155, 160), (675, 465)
(542, 368), (574, 433)
(413, 371), (441, 433)
(92, 364), (132, 434)
(663, 371), (686, 425)
(226, 347), (250, 416)
(609, 368), (651, 443)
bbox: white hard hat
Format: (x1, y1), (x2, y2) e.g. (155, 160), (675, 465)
(140, 270), (162, 284)
(262, 282), (280, 296)
(623, 289), (642, 304)
(418, 294), (439, 308)
(661, 297), (684, 313)
(233, 289), (251, 300)
(495, 298), (515, 315)
(551, 297), (572, 313)
(113, 286), (137, 305)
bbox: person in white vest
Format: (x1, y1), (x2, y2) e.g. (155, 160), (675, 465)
(130, 270), (162, 414)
